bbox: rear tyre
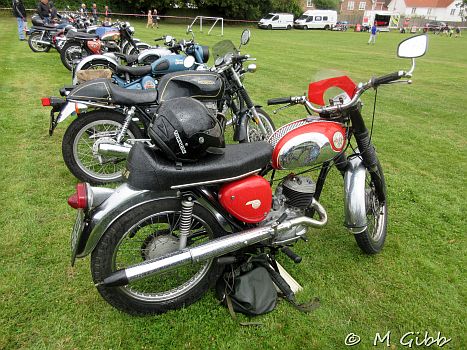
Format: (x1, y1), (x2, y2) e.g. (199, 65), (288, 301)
(91, 199), (224, 315)
(268, 24), (272, 30)
(60, 41), (90, 71)
(62, 110), (144, 184)
(354, 160), (388, 254)
(28, 32), (51, 52)
(287, 25), (292, 30)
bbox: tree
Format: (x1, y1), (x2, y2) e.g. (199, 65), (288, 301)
(313, 0), (339, 10)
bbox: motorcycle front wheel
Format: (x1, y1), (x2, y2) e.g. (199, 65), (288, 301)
(354, 160), (388, 254)
(244, 108), (275, 143)
(28, 32), (51, 52)
(62, 110), (143, 184)
(91, 199), (224, 315)
(60, 41), (90, 71)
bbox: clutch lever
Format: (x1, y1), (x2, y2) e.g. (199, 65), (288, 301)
(386, 80), (412, 85)
(273, 103), (293, 114)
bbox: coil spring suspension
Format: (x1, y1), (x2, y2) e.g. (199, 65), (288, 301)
(179, 197), (194, 249)
(116, 106), (135, 144)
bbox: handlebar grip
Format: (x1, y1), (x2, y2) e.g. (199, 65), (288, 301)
(154, 37), (164, 41)
(267, 97), (292, 105)
(372, 71), (403, 86)
(232, 54), (248, 63)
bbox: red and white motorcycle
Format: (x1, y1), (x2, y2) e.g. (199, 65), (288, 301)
(67, 35), (428, 315)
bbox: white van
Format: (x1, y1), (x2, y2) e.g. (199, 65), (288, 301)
(294, 10), (337, 30)
(258, 13), (294, 30)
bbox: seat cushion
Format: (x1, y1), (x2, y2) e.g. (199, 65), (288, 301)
(126, 142), (273, 191)
(108, 82), (157, 105)
(115, 64), (152, 77)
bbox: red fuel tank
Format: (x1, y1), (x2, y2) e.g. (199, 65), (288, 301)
(268, 119), (347, 170)
(218, 175), (272, 224)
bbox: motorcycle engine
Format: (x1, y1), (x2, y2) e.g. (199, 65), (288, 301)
(261, 175), (316, 245)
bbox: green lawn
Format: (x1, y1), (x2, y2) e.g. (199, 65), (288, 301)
(0, 16), (465, 349)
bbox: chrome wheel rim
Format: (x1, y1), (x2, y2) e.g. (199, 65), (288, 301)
(112, 211), (213, 302)
(72, 119), (135, 181)
(246, 112), (275, 142)
(365, 173), (387, 241)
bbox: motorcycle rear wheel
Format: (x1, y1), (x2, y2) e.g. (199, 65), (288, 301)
(60, 41), (90, 71)
(91, 199), (223, 315)
(354, 160), (388, 254)
(28, 32), (51, 52)
(62, 110), (143, 184)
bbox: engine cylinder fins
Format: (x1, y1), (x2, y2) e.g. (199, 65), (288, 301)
(282, 175), (316, 209)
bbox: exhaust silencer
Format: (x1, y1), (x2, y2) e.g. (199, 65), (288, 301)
(98, 143), (132, 157)
(99, 199), (327, 287)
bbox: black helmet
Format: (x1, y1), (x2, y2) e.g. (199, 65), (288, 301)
(149, 97), (225, 162)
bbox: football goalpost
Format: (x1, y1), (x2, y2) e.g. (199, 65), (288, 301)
(189, 16), (224, 36)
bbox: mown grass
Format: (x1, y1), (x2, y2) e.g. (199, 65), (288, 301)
(0, 17), (465, 349)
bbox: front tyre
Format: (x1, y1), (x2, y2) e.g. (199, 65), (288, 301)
(91, 199), (224, 315)
(354, 160), (387, 254)
(62, 110), (143, 184)
(244, 108), (275, 143)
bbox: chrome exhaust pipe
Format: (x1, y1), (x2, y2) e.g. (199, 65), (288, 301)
(98, 199), (327, 287)
(34, 40), (52, 46)
(98, 143), (132, 157)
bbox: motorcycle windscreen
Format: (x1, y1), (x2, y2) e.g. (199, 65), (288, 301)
(211, 40), (238, 60)
(157, 71), (224, 103)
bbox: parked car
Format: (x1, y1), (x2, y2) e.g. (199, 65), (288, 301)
(424, 21), (446, 32)
(293, 10), (337, 30)
(332, 21), (349, 31)
(258, 13), (294, 30)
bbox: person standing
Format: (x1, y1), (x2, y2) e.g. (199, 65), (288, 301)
(12, 0), (26, 41)
(146, 9), (153, 28)
(37, 0), (50, 24)
(91, 3), (98, 23)
(368, 23), (377, 44)
(152, 8), (159, 28)
(104, 5), (112, 23)
(79, 3), (88, 17)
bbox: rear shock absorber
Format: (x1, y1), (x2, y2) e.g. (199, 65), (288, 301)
(179, 197), (194, 249)
(116, 106), (135, 144)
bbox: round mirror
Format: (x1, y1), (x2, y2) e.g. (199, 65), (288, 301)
(183, 55), (196, 68)
(397, 34), (428, 58)
(241, 29), (251, 46)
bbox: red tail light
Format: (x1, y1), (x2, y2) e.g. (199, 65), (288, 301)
(68, 183), (88, 209)
(41, 97), (51, 106)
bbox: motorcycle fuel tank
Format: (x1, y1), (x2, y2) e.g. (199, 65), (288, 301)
(218, 175), (272, 224)
(269, 118), (347, 170)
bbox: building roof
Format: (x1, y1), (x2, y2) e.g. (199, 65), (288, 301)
(404, 0), (455, 8)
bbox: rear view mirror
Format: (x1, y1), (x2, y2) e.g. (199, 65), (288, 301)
(240, 29), (251, 46)
(397, 34), (428, 58)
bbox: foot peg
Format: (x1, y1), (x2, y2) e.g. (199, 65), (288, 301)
(281, 247), (302, 264)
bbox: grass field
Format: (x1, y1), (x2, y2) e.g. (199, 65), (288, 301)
(0, 16), (466, 349)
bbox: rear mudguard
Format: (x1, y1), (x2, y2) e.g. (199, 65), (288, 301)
(75, 183), (233, 260)
(233, 105), (263, 142)
(343, 156), (367, 234)
(72, 54), (119, 85)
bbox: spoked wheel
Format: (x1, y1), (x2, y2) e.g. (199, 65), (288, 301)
(60, 41), (90, 70)
(245, 108), (275, 143)
(91, 199), (224, 315)
(62, 110), (143, 184)
(354, 161), (388, 254)
(28, 32), (51, 52)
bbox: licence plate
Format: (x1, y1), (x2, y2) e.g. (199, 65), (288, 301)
(71, 209), (85, 266)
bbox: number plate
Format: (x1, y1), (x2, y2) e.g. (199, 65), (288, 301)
(71, 209), (85, 266)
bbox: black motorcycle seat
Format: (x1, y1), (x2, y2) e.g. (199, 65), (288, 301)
(30, 25), (58, 31)
(67, 31), (99, 40)
(126, 142), (273, 191)
(115, 64), (152, 77)
(112, 53), (139, 65)
(67, 78), (157, 105)
(108, 82), (158, 105)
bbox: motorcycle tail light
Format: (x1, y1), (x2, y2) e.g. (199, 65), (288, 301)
(68, 183), (89, 209)
(41, 97), (51, 106)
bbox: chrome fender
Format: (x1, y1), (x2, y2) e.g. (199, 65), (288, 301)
(77, 184), (234, 258)
(72, 54), (119, 85)
(343, 156), (367, 234)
